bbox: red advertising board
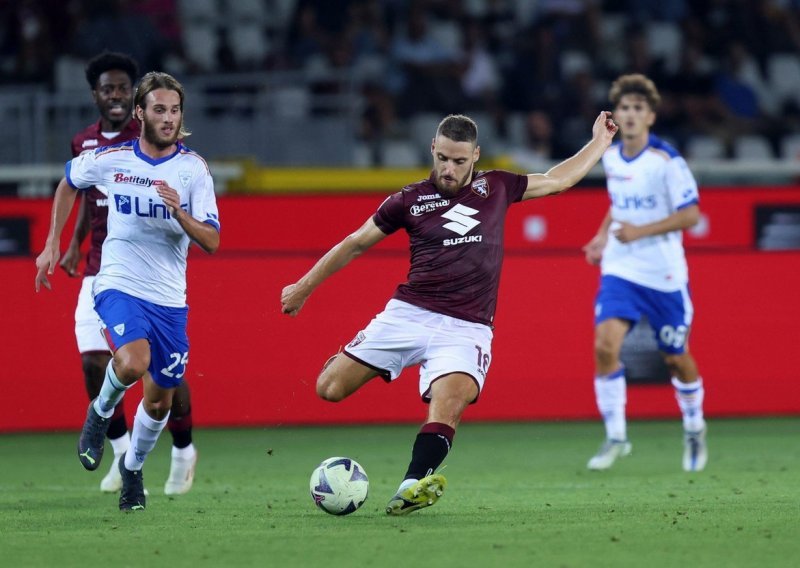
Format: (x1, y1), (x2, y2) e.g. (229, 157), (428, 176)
(2, 188), (799, 431)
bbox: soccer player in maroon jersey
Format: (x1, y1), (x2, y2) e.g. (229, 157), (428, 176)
(282, 111), (618, 515)
(59, 52), (198, 496)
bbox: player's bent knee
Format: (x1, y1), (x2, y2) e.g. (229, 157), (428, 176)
(316, 376), (347, 402)
(594, 340), (618, 366)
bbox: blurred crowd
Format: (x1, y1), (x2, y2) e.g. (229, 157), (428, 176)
(3, 0), (800, 161)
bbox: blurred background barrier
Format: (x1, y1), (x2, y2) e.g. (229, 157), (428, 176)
(3, 189), (799, 431)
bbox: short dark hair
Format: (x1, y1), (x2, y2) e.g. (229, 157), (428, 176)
(85, 51), (139, 89)
(436, 114), (478, 145)
(609, 74), (661, 109)
(134, 71), (191, 138)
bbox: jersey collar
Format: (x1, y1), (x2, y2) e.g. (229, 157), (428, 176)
(133, 139), (182, 166)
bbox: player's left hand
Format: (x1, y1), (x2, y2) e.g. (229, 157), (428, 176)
(155, 182), (181, 216)
(612, 221), (643, 243)
(281, 283), (308, 317)
(592, 111), (618, 144)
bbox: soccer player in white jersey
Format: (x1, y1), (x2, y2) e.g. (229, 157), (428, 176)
(35, 72), (220, 510)
(282, 112), (618, 515)
(582, 74), (707, 472)
(60, 52), (200, 497)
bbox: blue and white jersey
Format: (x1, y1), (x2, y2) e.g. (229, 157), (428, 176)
(66, 139), (220, 307)
(600, 134), (698, 292)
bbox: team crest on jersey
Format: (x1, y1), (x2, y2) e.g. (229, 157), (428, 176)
(347, 331), (366, 348)
(113, 323), (125, 335)
(471, 178), (490, 198)
(179, 170), (192, 188)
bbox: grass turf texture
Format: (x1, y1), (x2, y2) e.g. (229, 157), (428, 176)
(2, 418), (798, 567)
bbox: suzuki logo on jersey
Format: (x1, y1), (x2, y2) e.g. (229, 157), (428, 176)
(471, 178), (490, 198)
(114, 193), (186, 219)
(442, 204), (481, 236)
(610, 192), (657, 210)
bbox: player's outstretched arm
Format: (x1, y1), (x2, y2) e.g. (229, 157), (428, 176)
(35, 178), (80, 291)
(59, 193), (90, 277)
(522, 111), (618, 201)
(281, 218), (387, 317)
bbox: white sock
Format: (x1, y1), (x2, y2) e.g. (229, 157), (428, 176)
(595, 366), (627, 441)
(397, 478), (417, 493)
(124, 401), (170, 472)
(672, 377), (705, 432)
(109, 432), (131, 456)
(94, 361), (131, 418)
(171, 443), (196, 460)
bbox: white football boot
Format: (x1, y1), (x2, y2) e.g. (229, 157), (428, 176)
(683, 425), (708, 472)
(164, 449), (198, 495)
(587, 439), (632, 470)
(100, 454), (123, 492)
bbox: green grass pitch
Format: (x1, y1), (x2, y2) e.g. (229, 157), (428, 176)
(2, 418), (798, 567)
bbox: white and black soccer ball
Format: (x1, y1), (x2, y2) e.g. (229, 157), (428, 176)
(309, 457), (369, 515)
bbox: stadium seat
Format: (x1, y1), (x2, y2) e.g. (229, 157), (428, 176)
(505, 112), (528, 147)
(685, 135), (726, 160)
(228, 22), (270, 67)
(646, 22), (683, 70)
(271, 86), (310, 118)
(767, 53), (800, 107)
(223, 0), (267, 22)
(409, 113), (441, 151)
(780, 134), (800, 161)
(182, 23), (220, 72)
(381, 140), (422, 167)
(178, 0), (218, 23)
(733, 135), (774, 160)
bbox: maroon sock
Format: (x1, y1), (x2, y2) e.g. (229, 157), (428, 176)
(107, 405), (128, 440)
(168, 413), (193, 449)
(403, 422), (455, 481)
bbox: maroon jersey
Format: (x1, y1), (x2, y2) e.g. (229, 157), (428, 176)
(373, 169), (528, 326)
(70, 119), (140, 276)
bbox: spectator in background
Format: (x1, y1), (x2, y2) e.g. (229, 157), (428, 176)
(71, 0), (167, 73)
(389, 3), (466, 117)
(460, 18), (502, 113)
(1, 0), (57, 84)
(509, 109), (572, 170)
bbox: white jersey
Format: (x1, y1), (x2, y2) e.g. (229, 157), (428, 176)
(600, 135), (698, 292)
(66, 139), (220, 307)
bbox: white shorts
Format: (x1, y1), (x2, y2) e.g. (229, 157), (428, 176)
(75, 276), (109, 353)
(343, 299), (494, 401)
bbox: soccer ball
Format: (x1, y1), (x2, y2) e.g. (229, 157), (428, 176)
(309, 457), (369, 515)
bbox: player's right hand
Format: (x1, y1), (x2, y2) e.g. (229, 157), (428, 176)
(280, 283), (308, 317)
(35, 245), (60, 292)
(59, 244), (82, 277)
(582, 234), (605, 265)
